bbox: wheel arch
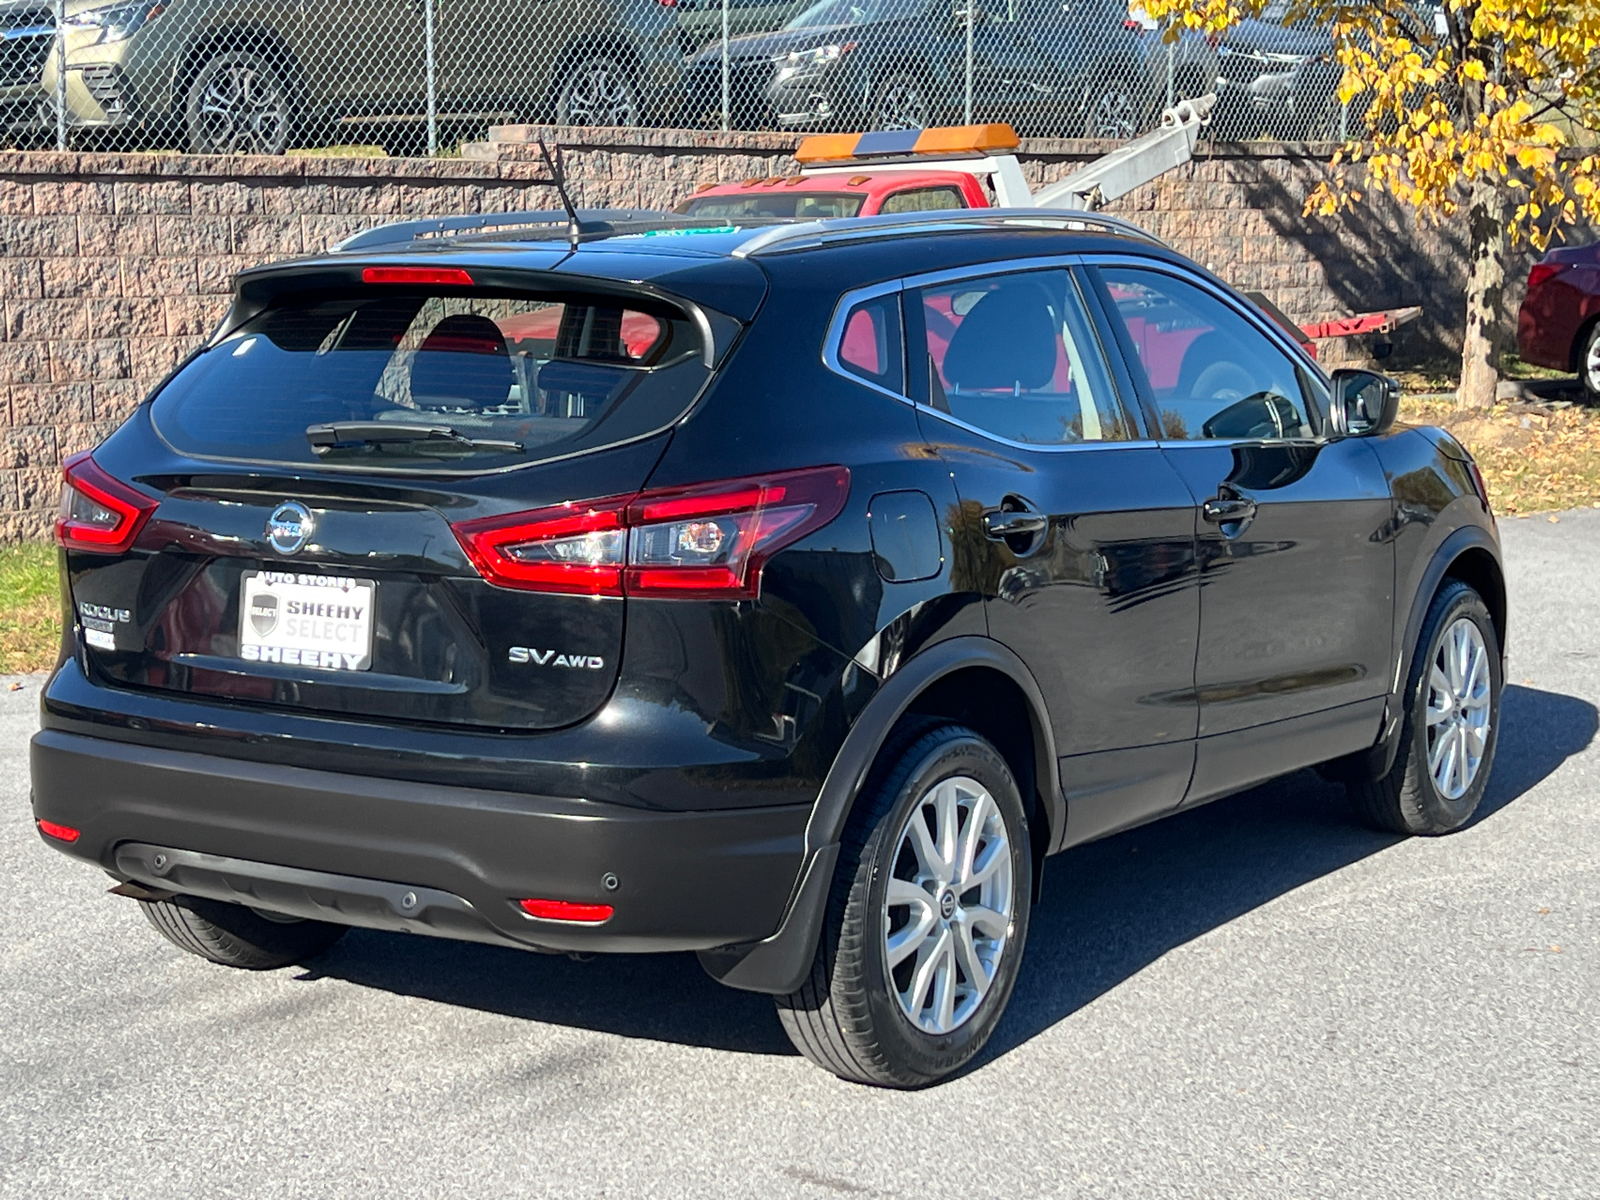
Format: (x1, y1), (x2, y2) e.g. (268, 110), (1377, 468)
(699, 636), (1064, 995)
(1337, 524), (1506, 785)
(1569, 310), (1600, 376)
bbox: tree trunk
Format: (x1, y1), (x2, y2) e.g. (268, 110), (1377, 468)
(1459, 177), (1507, 409)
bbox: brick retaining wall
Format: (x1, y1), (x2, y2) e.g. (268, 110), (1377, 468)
(0, 130), (1515, 542)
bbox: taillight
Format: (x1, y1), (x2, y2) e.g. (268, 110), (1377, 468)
(1466, 456), (1493, 515)
(1526, 261), (1568, 289)
(54, 452), (158, 554)
(451, 466), (850, 599)
(362, 266), (474, 286)
(453, 497), (630, 595)
(519, 898), (614, 923)
(37, 819), (80, 843)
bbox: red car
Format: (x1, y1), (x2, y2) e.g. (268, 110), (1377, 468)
(1517, 240), (1600, 400)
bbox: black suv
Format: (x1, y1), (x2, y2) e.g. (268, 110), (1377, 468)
(31, 207), (1505, 1087)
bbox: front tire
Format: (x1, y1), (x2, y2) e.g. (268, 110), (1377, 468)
(141, 894), (346, 970)
(1082, 74), (1142, 139)
(868, 72), (933, 131)
(776, 724), (1032, 1087)
(553, 56), (641, 127)
(1348, 580), (1501, 835)
(184, 50), (292, 155)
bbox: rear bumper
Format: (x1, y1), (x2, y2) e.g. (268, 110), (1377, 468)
(30, 729), (810, 956)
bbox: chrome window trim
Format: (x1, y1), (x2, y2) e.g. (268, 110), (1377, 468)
(821, 279), (909, 403)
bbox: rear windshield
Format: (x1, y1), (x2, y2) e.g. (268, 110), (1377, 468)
(677, 192), (865, 220)
(150, 289), (710, 472)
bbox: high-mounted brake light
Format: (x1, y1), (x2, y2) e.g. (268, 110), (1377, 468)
(362, 266), (475, 286)
(54, 452), (158, 555)
(37, 819), (80, 843)
(519, 898), (614, 923)
(795, 124), (1019, 165)
(1526, 261), (1568, 289)
(450, 466), (850, 600)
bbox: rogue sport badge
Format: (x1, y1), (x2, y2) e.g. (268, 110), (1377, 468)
(266, 501), (315, 555)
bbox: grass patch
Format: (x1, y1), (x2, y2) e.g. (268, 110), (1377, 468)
(0, 542), (60, 674)
(1402, 395), (1600, 516)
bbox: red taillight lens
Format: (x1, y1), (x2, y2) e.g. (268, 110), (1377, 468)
(362, 266), (475, 286)
(451, 466), (850, 600)
(37, 819), (80, 843)
(452, 498), (630, 595)
(54, 451), (158, 554)
(1526, 261), (1568, 289)
(519, 898), (614, 923)
(1466, 457), (1493, 515)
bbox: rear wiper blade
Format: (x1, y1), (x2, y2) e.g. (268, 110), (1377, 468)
(306, 421), (522, 455)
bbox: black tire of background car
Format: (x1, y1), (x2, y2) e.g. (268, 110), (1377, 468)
(1347, 580), (1502, 836)
(141, 894), (347, 970)
(553, 56), (641, 127)
(868, 72), (933, 132)
(775, 722), (1032, 1088)
(184, 50), (293, 156)
(1082, 73), (1142, 140)
(1581, 322), (1600, 402)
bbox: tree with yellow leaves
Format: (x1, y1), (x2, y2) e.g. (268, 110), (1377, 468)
(1140, 0), (1600, 407)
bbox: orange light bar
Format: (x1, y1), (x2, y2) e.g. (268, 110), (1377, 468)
(795, 124), (1020, 165)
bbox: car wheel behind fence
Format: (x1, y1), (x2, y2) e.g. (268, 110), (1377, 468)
(554, 56), (641, 127)
(868, 73), (932, 132)
(185, 50), (293, 156)
(1083, 75), (1141, 139)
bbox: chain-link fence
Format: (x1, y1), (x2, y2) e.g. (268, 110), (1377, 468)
(0, 0), (1349, 156)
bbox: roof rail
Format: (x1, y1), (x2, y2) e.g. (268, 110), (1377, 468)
(730, 207), (1167, 258)
(335, 208), (685, 252)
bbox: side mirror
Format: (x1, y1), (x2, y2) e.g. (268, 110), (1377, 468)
(1330, 368), (1400, 437)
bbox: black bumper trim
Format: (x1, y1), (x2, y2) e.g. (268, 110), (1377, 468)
(31, 729), (812, 955)
(114, 842), (523, 951)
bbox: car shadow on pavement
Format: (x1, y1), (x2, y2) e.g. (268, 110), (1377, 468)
(981, 683), (1598, 1066)
(296, 684), (1595, 1063)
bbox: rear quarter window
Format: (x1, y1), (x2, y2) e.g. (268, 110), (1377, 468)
(150, 289), (709, 472)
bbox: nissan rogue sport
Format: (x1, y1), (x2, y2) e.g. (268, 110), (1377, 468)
(30, 206), (1505, 1087)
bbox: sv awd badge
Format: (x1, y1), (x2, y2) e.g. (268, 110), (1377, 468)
(509, 647), (605, 670)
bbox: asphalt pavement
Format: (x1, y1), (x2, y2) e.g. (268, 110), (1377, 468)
(2, 510), (1597, 1198)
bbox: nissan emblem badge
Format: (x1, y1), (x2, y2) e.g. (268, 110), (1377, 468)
(266, 501), (314, 555)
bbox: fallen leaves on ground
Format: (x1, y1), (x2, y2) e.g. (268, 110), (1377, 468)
(1401, 395), (1600, 516)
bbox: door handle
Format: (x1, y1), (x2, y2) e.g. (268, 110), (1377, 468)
(983, 511), (1049, 539)
(1202, 496), (1257, 524)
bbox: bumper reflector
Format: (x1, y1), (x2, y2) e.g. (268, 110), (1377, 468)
(519, 898), (614, 923)
(37, 819), (81, 843)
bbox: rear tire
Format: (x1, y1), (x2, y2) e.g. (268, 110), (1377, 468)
(552, 55), (641, 127)
(141, 894), (346, 970)
(1348, 580), (1501, 835)
(776, 724), (1032, 1087)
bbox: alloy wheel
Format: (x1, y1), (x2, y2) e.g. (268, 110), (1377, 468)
(194, 60), (289, 155)
(871, 79), (929, 131)
(1086, 83), (1138, 139)
(883, 775), (1013, 1035)
(1584, 328), (1600, 395)
(1425, 616), (1493, 800)
(557, 60), (639, 127)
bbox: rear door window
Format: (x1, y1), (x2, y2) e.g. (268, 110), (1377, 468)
(914, 268), (1134, 445)
(878, 187), (966, 214)
(833, 294), (905, 394)
(150, 290), (709, 472)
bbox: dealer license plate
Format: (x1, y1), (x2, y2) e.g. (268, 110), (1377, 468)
(238, 570), (375, 672)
